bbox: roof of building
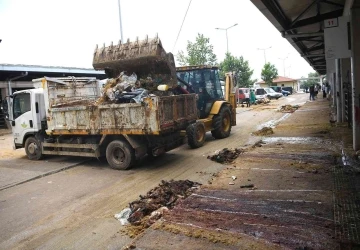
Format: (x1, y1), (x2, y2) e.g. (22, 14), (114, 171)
(258, 76), (296, 84)
(0, 64), (106, 81)
(0, 64), (105, 74)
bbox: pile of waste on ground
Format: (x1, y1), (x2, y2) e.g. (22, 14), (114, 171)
(279, 104), (299, 113)
(207, 148), (244, 164)
(253, 126), (274, 136)
(257, 98), (270, 104)
(115, 180), (201, 236)
(96, 71), (176, 105)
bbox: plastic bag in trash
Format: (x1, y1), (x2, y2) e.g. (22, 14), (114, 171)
(127, 73), (137, 85)
(106, 88), (115, 101)
(132, 88), (148, 103)
(114, 207), (131, 225)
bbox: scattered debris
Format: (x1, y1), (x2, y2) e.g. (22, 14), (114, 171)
(257, 98), (271, 104)
(207, 148), (244, 164)
(114, 208), (132, 225)
(231, 176), (237, 181)
(96, 71), (176, 105)
(279, 104), (299, 113)
(240, 184), (255, 188)
(252, 127), (274, 136)
(229, 182), (235, 185)
(252, 140), (266, 148)
(119, 180), (201, 227)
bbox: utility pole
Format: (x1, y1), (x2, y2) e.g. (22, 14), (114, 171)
(215, 23), (238, 53)
(257, 46), (272, 64)
(278, 54), (289, 76)
(117, 0), (124, 42)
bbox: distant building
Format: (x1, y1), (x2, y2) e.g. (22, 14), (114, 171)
(0, 64), (106, 129)
(0, 64), (106, 101)
(256, 76), (298, 90)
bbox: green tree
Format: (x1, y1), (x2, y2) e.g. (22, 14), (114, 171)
(177, 33), (217, 66)
(261, 63), (278, 87)
(300, 72), (319, 88)
(219, 52), (256, 87)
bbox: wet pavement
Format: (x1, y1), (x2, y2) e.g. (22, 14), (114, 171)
(126, 97), (360, 249)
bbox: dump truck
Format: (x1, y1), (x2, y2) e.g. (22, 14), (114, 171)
(93, 35), (237, 148)
(5, 36), (236, 170)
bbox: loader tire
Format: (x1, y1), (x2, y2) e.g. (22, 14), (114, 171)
(106, 140), (134, 170)
(25, 136), (43, 160)
(187, 122), (206, 148)
(211, 105), (232, 139)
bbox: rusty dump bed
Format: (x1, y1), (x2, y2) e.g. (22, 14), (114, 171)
(34, 77), (197, 136)
(93, 35), (177, 87)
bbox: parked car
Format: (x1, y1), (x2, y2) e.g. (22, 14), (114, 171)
(255, 88), (267, 100)
(256, 87), (283, 100)
(270, 86), (282, 93)
(282, 89), (291, 96)
(282, 87), (293, 94)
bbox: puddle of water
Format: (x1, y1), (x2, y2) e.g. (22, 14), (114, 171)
(262, 137), (322, 144)
(257, 113), (291, 130)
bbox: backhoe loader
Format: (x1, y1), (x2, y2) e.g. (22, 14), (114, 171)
(93, 35), (237, 149)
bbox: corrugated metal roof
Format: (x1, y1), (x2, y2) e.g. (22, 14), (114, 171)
(0, 64), (105, 75)
(250, 0), (346, 75)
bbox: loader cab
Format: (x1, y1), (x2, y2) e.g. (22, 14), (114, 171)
(176, 66), (224, 118)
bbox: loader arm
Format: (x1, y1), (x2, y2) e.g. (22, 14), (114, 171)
(93, 35), (178, 88)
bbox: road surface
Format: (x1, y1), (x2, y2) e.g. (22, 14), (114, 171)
(0, 93), (309, 249)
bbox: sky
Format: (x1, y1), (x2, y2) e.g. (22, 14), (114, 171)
(0, 0), (314, 80)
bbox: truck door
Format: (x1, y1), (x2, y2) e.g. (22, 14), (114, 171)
(12, 92), (34, 146)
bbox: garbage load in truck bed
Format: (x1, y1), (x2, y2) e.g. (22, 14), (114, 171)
(34, 77), (198, 136)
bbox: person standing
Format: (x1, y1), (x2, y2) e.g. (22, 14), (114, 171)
(244, 90), (250, 107)
(322, 83), (327, 98)
(325, 82), (331, 100)
(309, 84), (315, 101)
(250, 89), (256, 105)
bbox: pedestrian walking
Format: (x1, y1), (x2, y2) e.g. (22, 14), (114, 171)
(309, 85), (315, 101)
(322, 83), (327, 98)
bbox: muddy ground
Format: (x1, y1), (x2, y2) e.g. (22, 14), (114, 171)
(125, 98), (360, 249)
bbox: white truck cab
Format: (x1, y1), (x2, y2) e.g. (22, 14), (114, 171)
(9, 88), (46, 150)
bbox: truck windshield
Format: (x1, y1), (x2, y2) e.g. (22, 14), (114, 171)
(13, 93), (31, 119)
(177, 69), (224, 99)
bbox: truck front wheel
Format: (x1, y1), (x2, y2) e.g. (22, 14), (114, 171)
(106, 140), (134, 170)
(187, 122), (206, 148)
(211, 105), (232, 139)
(25, 137), (43, 160)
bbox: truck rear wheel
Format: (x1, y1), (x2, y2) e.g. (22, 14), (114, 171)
(187, 122), (205, 148)
(106, 140), (134, 170)
(25, 136), (43, 160)
(211, 105), (232, 139)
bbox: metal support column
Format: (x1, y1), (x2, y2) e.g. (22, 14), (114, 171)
(336, 59), (343, 122)
(351, 6), (360, 150)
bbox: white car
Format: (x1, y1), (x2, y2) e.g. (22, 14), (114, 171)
(255, 88), (283, 100)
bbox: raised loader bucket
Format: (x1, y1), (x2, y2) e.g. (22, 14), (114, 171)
(93, 35), (177, 86)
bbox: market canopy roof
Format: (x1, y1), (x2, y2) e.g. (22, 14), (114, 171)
(250, 0), (346, 75)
